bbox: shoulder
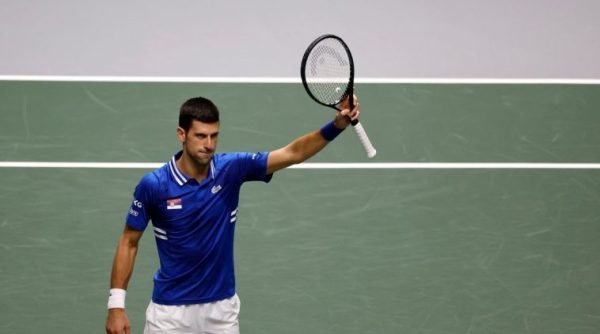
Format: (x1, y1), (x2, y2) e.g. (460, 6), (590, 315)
(143, 166), (164, 184)
(215, 152), (268, 163)
(214, 152), (243, 162)
(213, 152), (245, 168)
(136, 164), (168, 192)
(213, 152), (271, 183)
(213, 152), (269, 171)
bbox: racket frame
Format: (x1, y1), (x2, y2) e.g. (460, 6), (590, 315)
(300, 34), (377, 158)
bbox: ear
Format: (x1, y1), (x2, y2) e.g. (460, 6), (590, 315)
(176, 127), (186, 143)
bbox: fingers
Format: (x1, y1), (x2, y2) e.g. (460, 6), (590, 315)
(333, 94), (360, 128)
(337, 94), (359, 110)
(334, 106), (359, 129)
(339, 110), (359, 123)
(105, 325), (130, 334)
(339, 100), (360, 121)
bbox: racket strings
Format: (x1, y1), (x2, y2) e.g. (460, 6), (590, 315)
(304, 39), (351, 105)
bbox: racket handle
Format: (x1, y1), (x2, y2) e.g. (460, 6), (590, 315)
(352, 121), (377, 158)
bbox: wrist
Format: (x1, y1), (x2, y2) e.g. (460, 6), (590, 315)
(108, 308), (126, 314)
(107, 288), (126, 309)
(320, 121), (344, 141)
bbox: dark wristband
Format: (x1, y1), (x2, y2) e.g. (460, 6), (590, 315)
(320, 121), (344, 141)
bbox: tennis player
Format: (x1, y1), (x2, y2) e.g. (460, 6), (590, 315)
(105, 95), (359, 334)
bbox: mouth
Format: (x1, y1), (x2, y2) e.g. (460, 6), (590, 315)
(198, 151), (212, 158)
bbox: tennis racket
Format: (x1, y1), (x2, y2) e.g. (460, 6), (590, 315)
(301, 34), (376, 158)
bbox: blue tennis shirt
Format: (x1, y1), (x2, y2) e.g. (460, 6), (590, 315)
(126, 150), (272, 305)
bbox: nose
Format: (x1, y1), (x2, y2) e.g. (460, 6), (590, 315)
(205, 137), (215, 151)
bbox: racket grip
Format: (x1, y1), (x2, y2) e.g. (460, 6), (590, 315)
(352, 121), (377, 158)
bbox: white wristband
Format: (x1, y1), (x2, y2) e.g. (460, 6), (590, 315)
(107, 288), (126, 309)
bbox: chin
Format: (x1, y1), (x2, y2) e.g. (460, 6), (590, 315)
(196, 154), (212, 164)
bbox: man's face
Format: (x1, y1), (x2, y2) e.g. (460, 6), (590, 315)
(178, 120), (220, 165)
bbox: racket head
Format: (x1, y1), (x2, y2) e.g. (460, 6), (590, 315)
(301, 34), (355, 110)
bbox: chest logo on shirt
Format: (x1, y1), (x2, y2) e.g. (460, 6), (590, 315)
(166, 198), (182, 210)
(211, 184), (222, 194)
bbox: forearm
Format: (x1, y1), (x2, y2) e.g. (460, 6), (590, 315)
(106, 229), (140, 332)
(267, 130), (327, 174)
(267, 121), (347, 174)
(110, 235), (139, 289)
(285, 119), (348, 161)
(288, 129), (330, 163)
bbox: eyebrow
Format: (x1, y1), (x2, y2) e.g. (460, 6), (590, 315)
(193, 131), (219, 136)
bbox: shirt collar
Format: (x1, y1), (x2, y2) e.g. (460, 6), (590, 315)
(168, 151), (216, 186)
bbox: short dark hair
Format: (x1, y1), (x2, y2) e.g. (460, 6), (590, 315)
(179, 97), (220, 132)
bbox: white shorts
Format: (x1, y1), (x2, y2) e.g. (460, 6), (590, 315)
(143, 294), (241, 334)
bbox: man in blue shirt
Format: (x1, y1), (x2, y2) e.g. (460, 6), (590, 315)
(106, 96), (359, 334)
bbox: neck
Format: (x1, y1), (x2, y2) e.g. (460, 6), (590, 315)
(176, 151), (210, 182)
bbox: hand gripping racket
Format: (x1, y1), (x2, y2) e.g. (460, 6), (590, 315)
(301, 34), (377, 158)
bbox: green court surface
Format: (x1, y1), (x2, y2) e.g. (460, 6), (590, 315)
(1, 81), (599, 333)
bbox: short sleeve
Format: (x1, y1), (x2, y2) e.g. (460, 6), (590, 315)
(125, 173), (157, 231)
(236, 151), (273, 183)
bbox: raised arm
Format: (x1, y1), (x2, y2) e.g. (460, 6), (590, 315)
(266, 98), (359, 175)
(105, 225), (144, 334)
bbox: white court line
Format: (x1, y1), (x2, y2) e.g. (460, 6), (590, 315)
(292, 163), (600, 169)
(1, 162), (600, 170)
(1, 75), (599, 85)
(1, 77), (597, 169)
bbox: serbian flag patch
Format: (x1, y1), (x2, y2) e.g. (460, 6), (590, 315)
(166, 198), (182, 210)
